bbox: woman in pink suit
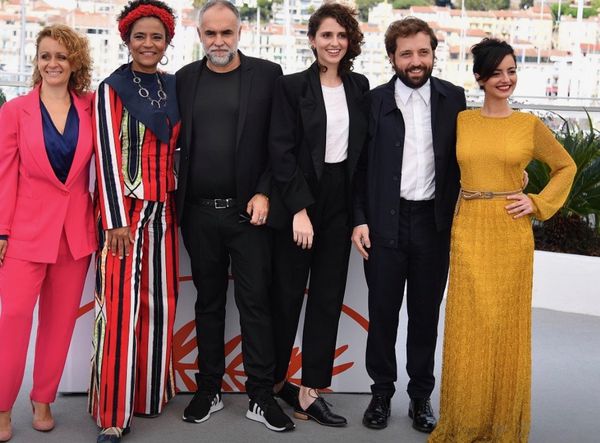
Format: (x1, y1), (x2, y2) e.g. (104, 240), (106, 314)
(0, 25), (95, 442)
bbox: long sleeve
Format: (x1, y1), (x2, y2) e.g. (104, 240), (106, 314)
(352, 129), (369, 227)
(94, 83), (129, 230)
(0, 101), (20, 237)
(527, 117), (577, 221)
(254, 64), (283, 198)
(268, 76), (315, 215)
(352, 86), (374, 227)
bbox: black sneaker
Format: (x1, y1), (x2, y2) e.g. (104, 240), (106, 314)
(182, 390), (223, 423)
(246, 392), (295, 432)
(275, 381), (300, 409)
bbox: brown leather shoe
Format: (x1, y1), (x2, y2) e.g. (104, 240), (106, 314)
(31, 401), (55, 432)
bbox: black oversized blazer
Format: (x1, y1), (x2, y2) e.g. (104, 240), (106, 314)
(175, 51), (284, 225)
(269, 62), (370, 225)
(353, 75), (466, 248)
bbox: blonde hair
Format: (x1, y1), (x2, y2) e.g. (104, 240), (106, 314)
(31, 25), (92, 94)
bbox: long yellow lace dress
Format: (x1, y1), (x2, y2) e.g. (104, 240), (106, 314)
(428, 110), (576, 443)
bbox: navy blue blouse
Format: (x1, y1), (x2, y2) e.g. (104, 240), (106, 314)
(40, 98), (79, 184)
(0, 101), (79, 241)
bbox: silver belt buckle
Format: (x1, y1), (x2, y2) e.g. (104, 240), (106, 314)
(214, 198), (229, 209)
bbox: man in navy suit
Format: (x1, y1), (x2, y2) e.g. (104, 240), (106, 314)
(352, 17), (466, 433)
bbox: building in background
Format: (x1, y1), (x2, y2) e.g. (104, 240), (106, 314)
(1, 0), (599, 105)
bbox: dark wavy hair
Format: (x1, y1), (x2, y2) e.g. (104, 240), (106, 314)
(384, 17), (438, 56)
(307, 2), (363, 76)
(32, 25), (92, 94)
(471, 38), (517, 84)
(117, 0), (176, 44)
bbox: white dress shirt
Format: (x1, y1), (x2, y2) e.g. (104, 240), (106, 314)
(394, 78), (435, 201)
(322, 83), (349, 164)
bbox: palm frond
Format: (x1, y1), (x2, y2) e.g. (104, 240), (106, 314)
(526, 109), (600, 229)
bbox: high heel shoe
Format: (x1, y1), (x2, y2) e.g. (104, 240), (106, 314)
(31, 400), (55, 432)
(0, 411), (12, 442)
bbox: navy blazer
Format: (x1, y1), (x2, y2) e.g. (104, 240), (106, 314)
(175, 51), (283, 225)
(353, 75), (466, 248)
(269, 62), (370, 222)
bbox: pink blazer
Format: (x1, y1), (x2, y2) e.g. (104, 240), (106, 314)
(0, 86), (97, 263)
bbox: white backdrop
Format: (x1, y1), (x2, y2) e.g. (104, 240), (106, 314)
(59, 238), (372, 393)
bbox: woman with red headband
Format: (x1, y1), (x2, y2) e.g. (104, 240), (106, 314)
(87, 1), (180, 442)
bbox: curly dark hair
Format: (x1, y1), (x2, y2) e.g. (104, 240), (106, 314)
(384, 17), (438, 56)
(32, 25), (92, 94)
(471, 38), (516, 84)
(117, 0), (176, 44)
(307, 2), (363, 76)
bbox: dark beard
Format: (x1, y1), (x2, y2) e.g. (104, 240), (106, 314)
(395, 65), (433, 89)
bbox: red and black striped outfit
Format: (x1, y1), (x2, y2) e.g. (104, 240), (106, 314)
(88, 71), (180, 429)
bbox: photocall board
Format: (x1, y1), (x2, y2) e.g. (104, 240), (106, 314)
(60, 234), (372, 393)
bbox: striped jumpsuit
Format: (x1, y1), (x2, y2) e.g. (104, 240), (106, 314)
(88, 78), (180, 428)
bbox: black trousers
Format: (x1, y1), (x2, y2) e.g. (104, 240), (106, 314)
(271, 162), (351, 389)
(365, 199), (450, 399)
(181, 203), (274, 398)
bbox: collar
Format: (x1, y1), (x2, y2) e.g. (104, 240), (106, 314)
(104, 63), (179, 143)
(394, 78), (431, 106)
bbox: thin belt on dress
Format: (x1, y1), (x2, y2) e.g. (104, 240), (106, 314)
(455, 188), (523, 215)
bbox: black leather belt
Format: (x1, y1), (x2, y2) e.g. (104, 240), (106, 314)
(197, 198), (237, 209)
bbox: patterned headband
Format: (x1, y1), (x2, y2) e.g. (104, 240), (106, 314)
(118, 4), (175, 42)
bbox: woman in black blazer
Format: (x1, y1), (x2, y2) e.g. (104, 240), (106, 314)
(269, 2), (369, 427)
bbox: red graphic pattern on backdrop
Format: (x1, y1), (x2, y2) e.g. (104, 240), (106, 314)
(79, 273), (370, 392)
(171, 320), (360, 393)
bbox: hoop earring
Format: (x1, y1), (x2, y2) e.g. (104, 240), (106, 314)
(160, 54), (169, 66)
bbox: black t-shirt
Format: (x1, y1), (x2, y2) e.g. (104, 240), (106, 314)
(187, 66), (240, 200)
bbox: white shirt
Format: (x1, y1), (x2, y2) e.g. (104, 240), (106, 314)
(394, 78), (435, 200)
(322, 83), (349, 164)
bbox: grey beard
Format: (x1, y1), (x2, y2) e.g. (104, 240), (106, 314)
(207, 51), (235, 67)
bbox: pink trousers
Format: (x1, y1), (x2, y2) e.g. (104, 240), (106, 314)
(0, 231), (90, 411)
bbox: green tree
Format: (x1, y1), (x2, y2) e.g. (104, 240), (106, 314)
(196, 0), (282, 22)
(464, 0), (509, 11)
(520, 0), (534, 8)
(0, 88), (6, 108)
(355, 0), (381, 22)
(393, 0), (434, 9)
(551, 4), (598, 19)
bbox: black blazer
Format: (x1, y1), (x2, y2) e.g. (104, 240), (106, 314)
(353, 75), (466, 248)
(175, 52), (284, 226)
(269, 62), (370, 223)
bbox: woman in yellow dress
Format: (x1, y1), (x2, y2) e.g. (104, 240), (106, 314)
(429, 38), (576, 442)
